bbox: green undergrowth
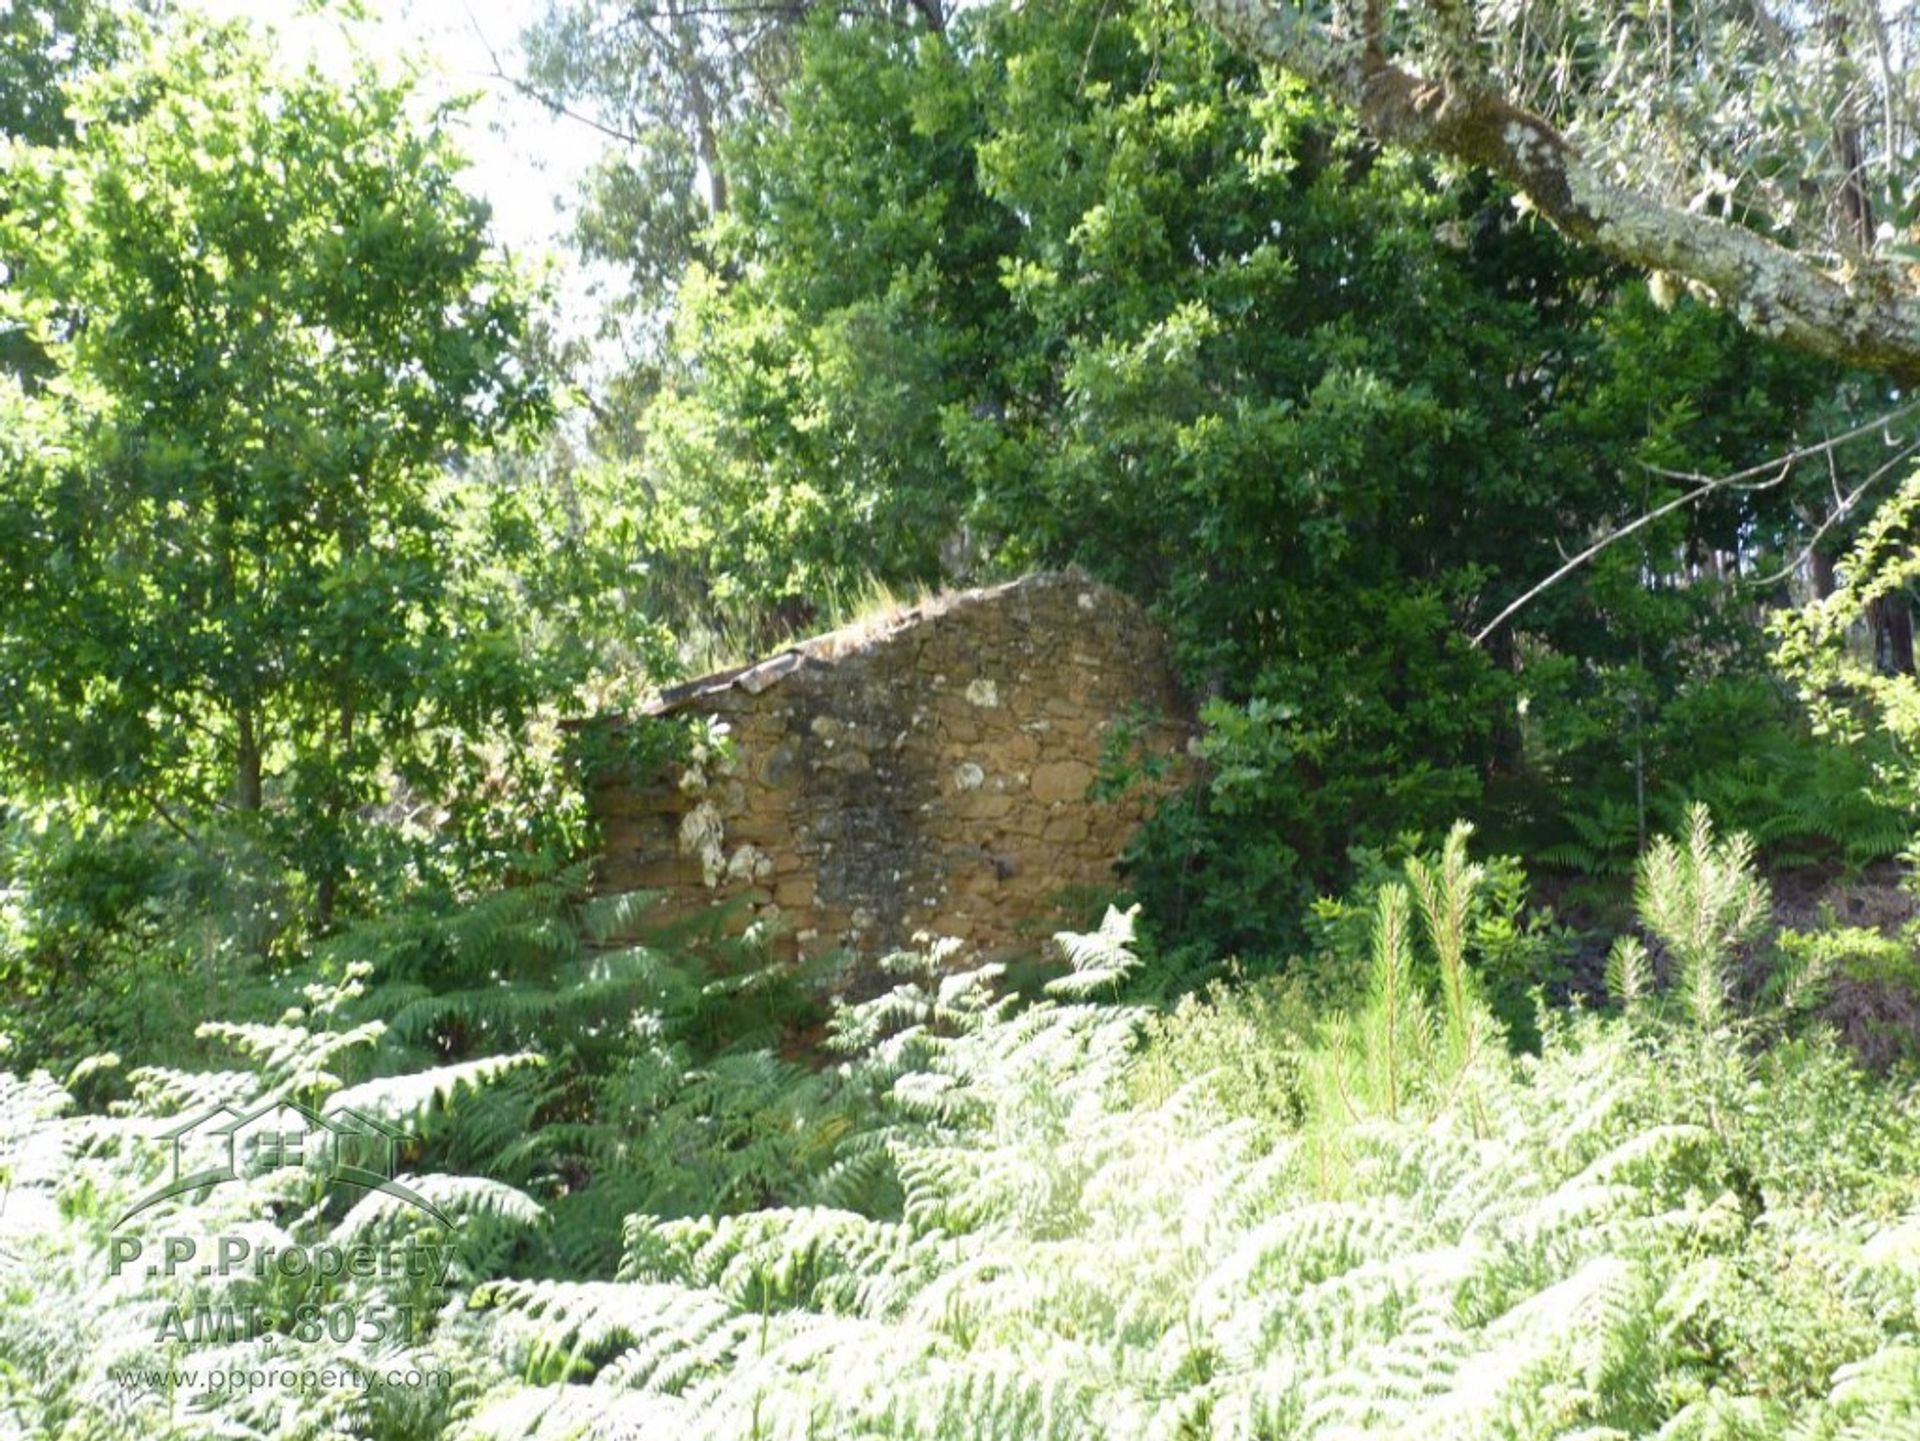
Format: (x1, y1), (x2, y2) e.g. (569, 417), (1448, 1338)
(4, 815), (1920, 1440)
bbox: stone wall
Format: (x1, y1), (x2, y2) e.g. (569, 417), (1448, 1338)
(588, 572), (1191, 959)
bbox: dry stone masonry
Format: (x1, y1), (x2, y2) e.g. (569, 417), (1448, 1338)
(589, 572), (1191, 959)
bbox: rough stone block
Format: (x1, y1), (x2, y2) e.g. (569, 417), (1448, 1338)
(1030, 760), (1095, 805)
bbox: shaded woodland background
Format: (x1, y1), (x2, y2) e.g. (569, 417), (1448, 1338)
(9, 3), (1920, 1438)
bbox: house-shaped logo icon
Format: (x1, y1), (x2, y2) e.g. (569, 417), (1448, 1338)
(114, 1096), (449, 1229)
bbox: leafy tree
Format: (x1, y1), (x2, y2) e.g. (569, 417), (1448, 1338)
(0, 14), (551, 919)
(520, 0), (953, 332)
(632, 13), (1009, 622)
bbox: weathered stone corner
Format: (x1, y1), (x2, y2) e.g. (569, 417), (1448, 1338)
(587, 571), (1193, 959)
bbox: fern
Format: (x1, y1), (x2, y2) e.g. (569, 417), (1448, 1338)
(329, 1053), (546, 1131)
(431, 915), (1920, 1440)
(1047, 904), (1145, 998)
(10, 856), (1920, 1441)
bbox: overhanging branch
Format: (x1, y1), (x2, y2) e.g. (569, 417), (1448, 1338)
(1189, 0), (1920, 380)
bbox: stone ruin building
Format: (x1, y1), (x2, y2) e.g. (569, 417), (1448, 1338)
(586, 571), (1191, 959)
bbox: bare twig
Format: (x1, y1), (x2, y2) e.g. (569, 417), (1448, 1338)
(1752, 434), (1920, 587)
(1470, 398), (1920, 645)
(1470, 466), (1786, 646)
(1639, 397), (1920, 488)
(136, 786), (201, 847)
(463, 6), (649, 147)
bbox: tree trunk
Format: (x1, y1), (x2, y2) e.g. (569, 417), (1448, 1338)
(315, 690), (356, 928)
(1871, 594), (1916, 674)
(1485, 622), (1523, 776)
(1834, 6), (1914, 677)
(236, 710), (263, 812)
(1811, 546), (1838, 600)
(669, 0), (730, 218)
